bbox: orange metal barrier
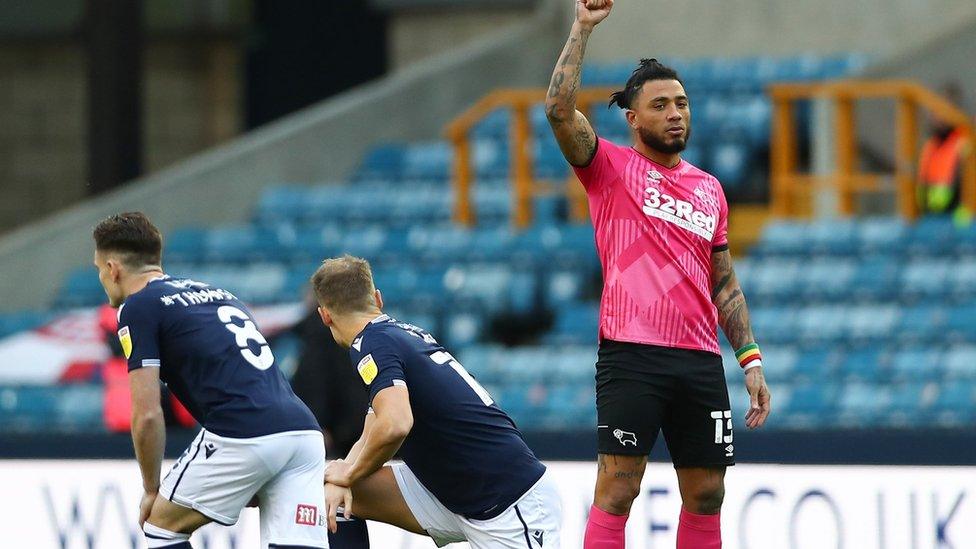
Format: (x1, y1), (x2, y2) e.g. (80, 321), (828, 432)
(769, 80), (976, 220)
(445, 88), (616, 228)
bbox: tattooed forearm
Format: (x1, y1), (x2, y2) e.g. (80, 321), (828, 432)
(546, 25), (589, 124)
(711, 251), (755, 349)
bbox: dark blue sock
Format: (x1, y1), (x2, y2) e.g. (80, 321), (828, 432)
(328, 517), (370, 548)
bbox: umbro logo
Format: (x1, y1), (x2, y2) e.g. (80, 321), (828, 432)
(613, 429), (638, 447)
(646, 169), (664, 181)
(532, 530), (545, 546)
(204, 442), (217, 459)
(725, 444), (734, 457)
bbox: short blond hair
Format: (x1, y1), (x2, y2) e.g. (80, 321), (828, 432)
(311, 255), (377, 314)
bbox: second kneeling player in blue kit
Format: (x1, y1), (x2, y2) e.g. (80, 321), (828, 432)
(312, 255), (562, 549)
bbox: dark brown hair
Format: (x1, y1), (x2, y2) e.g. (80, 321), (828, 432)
(609, 58), (683, 110)
(311, 255), (377, 314)
(93, 212), (163, 268)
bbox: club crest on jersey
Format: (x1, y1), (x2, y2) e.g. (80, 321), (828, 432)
(118, 326), (132, 359)
(357, 354), (378, 384)
(643, 186), (716, 241)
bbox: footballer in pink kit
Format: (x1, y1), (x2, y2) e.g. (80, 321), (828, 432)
(545, 1), (772, 548)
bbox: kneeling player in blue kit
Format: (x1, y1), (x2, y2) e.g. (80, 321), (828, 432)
(312, 256), (562, 548)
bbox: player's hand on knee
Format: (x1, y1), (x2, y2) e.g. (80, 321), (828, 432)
(138, 490), (157, 528)
(325, 458), (353, 486)
(325, 482), (353, 533)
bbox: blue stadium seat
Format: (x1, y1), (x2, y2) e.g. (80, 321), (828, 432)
(856, 216), (907, 253)
(932, 381), (976, 425)
(837, 383), (892, 427)
(403, 141), (451, 181)
(165, 227), (208, 264)
(781, 382), (836, 427)
(907, 217), (957, 256)
(546, 303), (599, 345)
(890, 347), (943, 382)
(943, 346), (976, 380)
(901, 259), (952, 300)
(838, 347), (886, 381)
(204, 226), (285, 263)
(896, 305), (944, 343)
(847, 305), (899, 343)
(755, 222), (808, 256)
(471, 109), (510, 139)
(792, 346), (840, 380)
(708, 141), (750, 189)
(355, 143), (405, 180)
(885, 382), (935, 427)
(944, 304), (976, 342)
(0, 311), (54, 339)
(948, 259), (976, 297)
(799, 258), (856, 301)
(58, 268), (106, 308)
(850, 256), (900, 300)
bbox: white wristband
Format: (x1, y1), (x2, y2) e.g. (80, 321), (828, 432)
(742, 359), (762, 373)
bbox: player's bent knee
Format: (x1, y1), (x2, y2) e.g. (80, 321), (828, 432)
(143, 522), (193, 548)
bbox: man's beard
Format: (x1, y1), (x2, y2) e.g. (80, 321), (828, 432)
(637, 125), (690, 154)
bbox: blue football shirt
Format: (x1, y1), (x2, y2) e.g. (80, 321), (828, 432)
(117, 276), (319, 438)
(350, 314), (546, 520)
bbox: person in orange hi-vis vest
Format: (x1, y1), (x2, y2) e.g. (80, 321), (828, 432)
(918, 83), (973, 225)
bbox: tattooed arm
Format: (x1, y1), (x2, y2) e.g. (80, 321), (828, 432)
(710, 249), (771, 428)
(710, 249), (754, 350)
(545, 0), (613, 166)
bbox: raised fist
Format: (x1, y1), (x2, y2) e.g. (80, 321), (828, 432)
(576, 0), (614, 28)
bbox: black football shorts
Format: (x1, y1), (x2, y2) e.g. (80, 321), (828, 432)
(595, 339), (735, 468)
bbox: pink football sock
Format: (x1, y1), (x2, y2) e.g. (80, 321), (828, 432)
(583, 504), (628, 548)
(676, 508), (721, 549)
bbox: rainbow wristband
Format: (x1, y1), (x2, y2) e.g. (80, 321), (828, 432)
(735, 343), (762, 371)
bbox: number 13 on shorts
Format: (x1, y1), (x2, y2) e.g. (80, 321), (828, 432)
(711, 410), (733, 457)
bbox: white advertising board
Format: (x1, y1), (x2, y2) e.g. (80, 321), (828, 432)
(0, 460), (972, 548)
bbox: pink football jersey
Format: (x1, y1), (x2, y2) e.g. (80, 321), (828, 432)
(574, 137), (729, 354)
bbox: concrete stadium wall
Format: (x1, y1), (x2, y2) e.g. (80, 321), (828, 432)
(0, 4), (564, 312)
(0, 40), (241, 235)
(576, 0), (976, 60)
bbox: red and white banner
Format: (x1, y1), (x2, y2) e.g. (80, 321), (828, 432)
(0, 303), (305, 384)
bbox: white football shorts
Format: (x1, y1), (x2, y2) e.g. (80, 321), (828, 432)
(391, 462), (561, 548)
(160, 428), (327, 548)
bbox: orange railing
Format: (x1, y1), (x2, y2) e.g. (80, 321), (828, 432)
(445, 88), (616, 228)
(770, 80), (976, 220)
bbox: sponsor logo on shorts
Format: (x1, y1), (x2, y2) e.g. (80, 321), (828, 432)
(613, 429), (638, 447)
(295, 504), (318, 526)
